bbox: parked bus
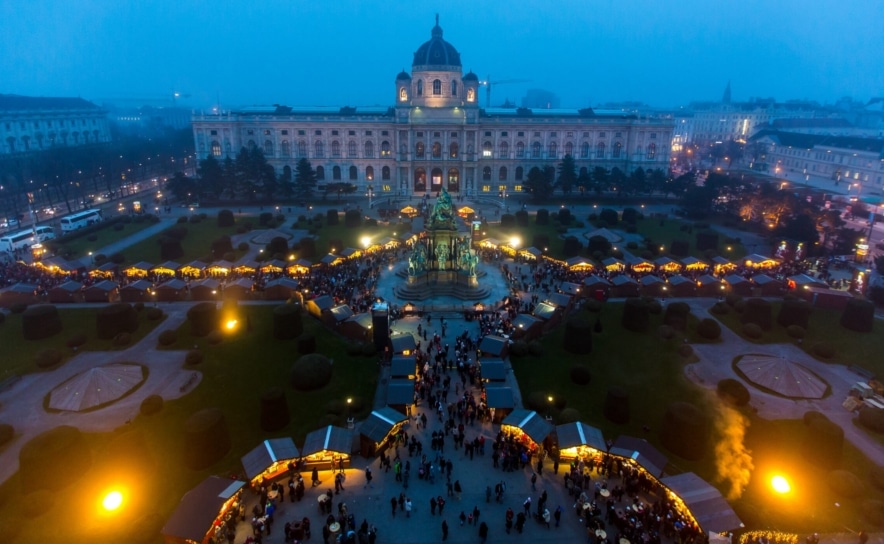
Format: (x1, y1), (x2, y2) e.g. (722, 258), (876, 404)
(60, 209), (103, 233)
(0, 226), (56, 253)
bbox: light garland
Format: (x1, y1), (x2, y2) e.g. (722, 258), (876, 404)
(738, 530), (799, 544)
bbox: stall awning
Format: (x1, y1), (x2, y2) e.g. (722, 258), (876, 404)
(660, 472), (743, 533)
(390, 355), (416, 378)
(479, 335), (508, 357)
(501, 409), (553, 445)
(162, 476), (246, 543)
(545, 292), (571, 307)
(485, 385), (515, 409)
(360, 407), (408, 444)
(555, 422), (606, 451)
(610, 435), (668, 478)
(480, 359), (506, 381)
(390, 332), (417, 354)
(301, 425), (352, 457)
(329, 304), (354, 323)
(386, 379), (415, 406)
(241, 438), (301, 481)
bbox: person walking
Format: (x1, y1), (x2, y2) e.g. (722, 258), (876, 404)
(471, 505), (480, 526)
(430, 496), (437, 515)
(364, 467), (373, 489)
(505, 508), (514, 534)
(554, 505), (563, 527)
(405, 497), (413, 517)
(542, 508), (551, 528)
(437, 495), (446, 515)
(478, 521), (489, 544)
(390, 497), (398, 517)
(442, 519), (449, 541)
(531, 472), (537, 490)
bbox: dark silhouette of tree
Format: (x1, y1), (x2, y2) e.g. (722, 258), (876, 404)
(197, 155), (224, 199)
(294, 158), (317, 202)
(591, 166), (609, 194)
(277, 165), (294, 200)
(524, 166), (553, 202)
(166, 172), (197, 201)
(556, 154), (577, 194)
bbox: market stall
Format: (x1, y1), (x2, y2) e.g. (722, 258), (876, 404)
(560, 282), (582, 297)
(305, 294), (335, 319)
(787, 273), (827, 291)
(566, 256), (594, 272)
(680, 256), (708, 272)
(743, 253), (779, 270)
(232, 260), (259, 275)
(478, 237), (501, 250)
(696, 274), (724, 297)
(478, 358), (506, 383)
(610, 274), (640, 298)
(583, 276), (612, 299)
(119, 279), (153, 303)
(723, 274), (752, 296)
(609, 435), (668, 478)
(624, 253), (655, 274)
(400, 205), (419, 218)
(555, 421), (607, 460)
(48, 280), (83, 303)
(223, 278), (254, 300)
(206, 260), (235, 277)
(286, 259), (313, 276)
(389, 332), (417, 356)
(479, 335), (509, 358)
(660, 472), (743, 533)
(155, 278), (187, 302)
(152, 261), (181, 278)
(83, 280), (119, 303)
(240, 438), (300, 484)
(386, 379), (415, 415)
(359, 406), (408, 458)
(0, 283), (38, 308)
(666, 275), (697, 297)
(259, 259), (286, 274)
(484, 385), (515, 423)
(263, 277), (300, 301)
(390, 355), (417, 379)
(339, 312), (372, 342)
(511, 313), (544, 340)
(501, 409), (553, 450)
(190, 278), (220, 301)
(711, 256), (736, 276)
(328, 304), (354, 325)
(545, 292), (572, 310)
(180, 260), (208, 279)
(752, 274), (785, 296)
(457, 205), (475, 220)
(161, 476), (246, 544)
(517, 246), (543, 261)
(654, 256), (682, 274)
(123, 261), (153, 279)
(531, 301), (560, 322)
(639, 274), (667, 297)
(602, 257), (626, 273)
(320, 254), (345, 266)
(300, 425), (353, 471)
(35, 256), (82, 276)
(88, 262), (118, 280)
(340, 247), (362, 260)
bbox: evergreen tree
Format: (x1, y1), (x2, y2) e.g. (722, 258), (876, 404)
(556, 154), (578, 194)
(294, 158), (317, 202)
(524, 166), (554, 202)
(197, 154), (225, 198)
(277, 165), (294, 199)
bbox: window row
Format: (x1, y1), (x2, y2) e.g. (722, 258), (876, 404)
(415, 79), (458, 97)
(213, 140), (394, 158)
(313, 165), (391, 181)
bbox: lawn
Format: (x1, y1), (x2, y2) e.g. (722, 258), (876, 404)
(0, 304), (378, 544)
(482, 222), (568, 258)
(121, 215), (250, 264)
(511, 301), (884, 533)
(312, 220), (404, 256)
(52, 220), (157, 260)
(632, 217), (748, 260)
(0, 307), (165, 378)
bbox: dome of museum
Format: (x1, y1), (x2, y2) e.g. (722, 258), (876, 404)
(412, 15), (461, 69)
(463, 71), (478, 82)
(396, 70), (412, 80)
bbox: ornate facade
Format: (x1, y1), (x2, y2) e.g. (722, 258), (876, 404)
(192, 17), (674, 197)
(0, 94), (111, 155)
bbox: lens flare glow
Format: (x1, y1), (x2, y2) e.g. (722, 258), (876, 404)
(226, 319), (238, 330)
(103, 491), (123, 511)
(771, 475), (790, 494)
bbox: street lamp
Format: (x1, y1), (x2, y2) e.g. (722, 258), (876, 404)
(366, 185), (374, 209)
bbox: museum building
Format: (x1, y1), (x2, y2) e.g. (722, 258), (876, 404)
(191, 17), (674, 197)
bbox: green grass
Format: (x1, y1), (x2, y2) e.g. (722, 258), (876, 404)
(482, 222), (568, 258)
(121, 215), (249, 264)
(290, 215), (404, 257)
(54, 220), (157, 259)
(632, 217), (748, 260)
(0, 307), (165, 378)
(0, 305), (378, 544)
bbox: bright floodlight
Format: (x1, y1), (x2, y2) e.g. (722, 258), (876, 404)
(771, 475), (790, 494)
(103, 491), (123, 511)
(510, 236), (521, 248)
(226, 319), (238, 330)
(361, 236), (371, 248)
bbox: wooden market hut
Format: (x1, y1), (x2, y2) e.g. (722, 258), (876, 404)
(240, 438), (300, 483)
(696, 274), (724, 297)
(723, 274), (752, 297)
(560, 282), (582, 298)
(83, 280), (120, 303)
(327, 303), (355, 326)
(609, 435), (668, 478)
(359, 406), (408, 458)
(119, 279), (153, 303)
(743, 253), (779, 270)
(654, 256), (682, 274)
(263, 277), (300, 301)
(320, 254), (345, 267)
(205, 260), (235, 277)
(161, 476), (246, 544)
(180, 260), (208, 279)
(565, 256), (594, 273)
(389, 332), (417, 356)
(123, 261), (153, 279)
(190, 278), (220, 301)
(787, 273), (828, 292)
(601, 257), (626, 273)
(512, 313), (544, 340)
(752, 274), (785, 296)
(286, 259), (312, 276)
(386, 379), (416, 416)
(639, 274), (667, 297)
(479, 359), (506, 383)
(532, 301), (562, 330)
(624, 253), (655, 274)
(88, 261), (118, 280)
(232, 260), (259, 275)
(479, 237), (501, 250)
(554, 422), (607, 461)
(339, 312), (372, 342)
(484, 385), (515, 423)
(48, 280), (83, 303)
(340, 247), (361, 260)
(545, 291), (572, 311)
(680, 256), (708, 273)
(501, 409), (553, 450)
(583, 276), (612, 299)
(151, 261), (181, 279)
(155, 278), (187, 302)
(711, 256), (736, 276)
(305, 294), (335, 318)
(666, 275), (696, 297)
(300, 425), (353, 470)
(390, 355), (417, 379)
(610, 274), (640, 298)
(479, 335), (509, 358)
(804, 286), (853, 310)
(223, 277), (254, 300)
(660, 472), (743, 533)
(517, 246), (543, 262)
(37, 256), (84, 276)
(0, 283), (38, 307)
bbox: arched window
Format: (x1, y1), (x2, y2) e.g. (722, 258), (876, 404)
(348, 141), (357, 157)
(499, 167), (507, 181)
(264, 140), (273, 156)
(581, 142), (590, 158)
(548, 142), (557, 158)
(451, 80), (458, 97)
(482, 141), (492, 157)
(499, 141), (509, 158)
(532, 142), (542, 158)
(564, 142), (573, 156)
(449, 142), (459, 159)
(596, 142), (606, 158)
(482, 166), (492, 181)
(71, 132), (79, 144)
(349, 165), (358, 180)
(515, 166), (524, 181)
(433, 79), (442, 95)
(381, 141), (391, 157)
(613, 142), (622, 158)
(432, 142), (442, 158)
(431, 167), (443, 189)
(516, 142), (525, 158)
(298, 141), (307, 157)
(415, 142), (425, 158)
(400, 143), (408, 156)
(333, 166), (342, 180)
(647, 143), (656, 159)
(416, 80), (423, 96)
(247, 139), (257, 150)
(281, 140), (291, 157)
(447, 168), (459, 191)
(366, 166), (374, 181)
(211, 141), (221, 157)
(314, 141), (324, 157)
(382, 166), (391, 180)
(399, 87), (407, 102)
(414, 168), (427, 191)
(331, 141), (341, 157)
(467, 144), (474, 156)
(364, 141), (374, 158)
(316, 166), (325, 180)
(467, 88), (475, 102)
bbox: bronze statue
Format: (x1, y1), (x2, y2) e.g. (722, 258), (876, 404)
(429, 187), (456, 229)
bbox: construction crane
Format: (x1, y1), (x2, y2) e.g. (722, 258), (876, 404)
(478, 76), (532, 108)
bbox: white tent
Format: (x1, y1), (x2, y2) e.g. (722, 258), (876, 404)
(736, 355), (827, 399)
(49, 363), (146, 412)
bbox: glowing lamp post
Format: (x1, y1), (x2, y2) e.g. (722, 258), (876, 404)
(102, 490), (123, 512)
(771, 475), (790, 494)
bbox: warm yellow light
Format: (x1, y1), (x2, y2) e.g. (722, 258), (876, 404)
(226, 319), (238, 330)
(771, 475), (790, 494)
(361, 236), (371, 248)
(510, 236), (521, 248)
(103, 491), (123, 511)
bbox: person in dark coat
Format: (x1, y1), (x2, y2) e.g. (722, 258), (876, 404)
(442, 520), (449, 541)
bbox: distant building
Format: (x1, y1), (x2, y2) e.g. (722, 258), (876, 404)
(111, 105), (192, 135)
(191, 16), (673, 197)
(0, 94), (110, 155)
(521, 89), (559, 109)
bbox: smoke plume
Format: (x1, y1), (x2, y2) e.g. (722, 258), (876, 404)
(711, 403), (754, 500)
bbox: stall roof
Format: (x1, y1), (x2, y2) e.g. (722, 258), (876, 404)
(157, 278), (187, 290)
(611, 275), (638, 286)
(301, 425), (353, 457)
(360, 407), (408, 443)
(229, 277), (255, 289)
(121, 279), (152, 291)
(390, 355), (416, 377)
(266, 277), (299, 289)
(583, 276), (612, 287)
(479, 335), (508, 357)
(660, 472), (744, 532)
(560, 282), (581, 296)
(480, 359), (506, 381)
(193, 277), (221, 289)
(309, 294), (335, 311)
(696, 274), (720, 287)
(329, 304), (355, 323)
(241, 438), (300, 481)
(162, 476), (246, 543)
(723, 274), (748, 286)
(513, 313), (543, 331)
(566, 256), (593, 269)
(751, 274), (780, 286)
(639, 274), (664, 286)
(610, 435), (668, 477)
(54, 280), (83, 292)
(88, 280), (118, 292)
(545, 292), (571, 308)
(667, 275), (693, 286)
(502, 409), (553, 445)
(154, 261), (181, 271)
(125, 261), (154, 272)
(485, 385), (515, 409)
(2, 283), (37, 294)
(680, 256), (706, 268)
(556, 422), (607, 452)
(346, 312), (373, 330)
(390, 332), (417, 353)
(787, 273), (826, 287)
(386, 379), (415, 406)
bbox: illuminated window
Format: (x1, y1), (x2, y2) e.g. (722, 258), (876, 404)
(498, 185), (507, 192)
(399, 87), (407, 101)
(514, 185), (522, 192)
(382, 184), (391, 191)
(381, 141), (391, 157)
(467, 88), (475, 102)
(449, 142), (458, 158)
(432, 142), (442, 158)
(483, 141), (492, 157)
(366, 166), (374, 180)
(482, 185), (490, 192)
(211, 141), (221, 157)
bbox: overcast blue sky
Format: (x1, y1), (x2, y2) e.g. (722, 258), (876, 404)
(1, 0), (882, 110)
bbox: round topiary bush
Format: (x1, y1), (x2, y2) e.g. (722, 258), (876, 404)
(696, 318), (722, 340)
(273, 304), (303, 340)
(182, 408), (231, 470)
(621, 298), (650, 333)
(803, 410), (829, 426)
(66, 333), (87, 348)
(804, 418), (844, 468)
(733, 300), (746, 314)
(840, 298), (875, 333)
(717, 379), (750, 406)
(585, 299), (603, 313)
(528, 341), (543, 356)
(19, 425), (91, 492)
(870, 466), (884, 492)
(647, 300), (663, 315)
(777, 298), (812, 329)
(185, 350), (204, 366)
(827, 469), (864, 498)
(813, 341), (835, 359)
(786, 325), (806, 339)
(559, 408), (581, 424)
(146, 307), (164, 321)
(663, 302), (691, 331)
(290, 354), (333, 391)
(0, 423), (14, 447)
(659, 402), (709, 461)
(217, 209), (235, 227)
(658, 325), (675, 340)
(524, 391), (547, 412)
(22, 304), (62, 341)
(740, 298), (773, 330)
(710, 301), (729, 315)
(158, 329), (178, 346)
(509, 340), (529, 357)
(260, 387), (290, 432)
(678, 343), (694, 357)
(96, 303), (139, 340)
(9, 303), (28, 314)
(140, 395), (164, 416)
(22, 490), (53, 518)
(133, 302), (144, 312)
(35, 348), (62, 369)
(187, 302), (218, 337)
(859, 407), (884, 433)
(570, 365), (591, 385)
(206, 330), (223, 345)
(563, 315), (593, 354)
(861, 499), (884, 527)
(297, 333), (316, 354)
(742, 323), (763, 339)
(114, 332), (132, 346)
(603, 387), (630, 424)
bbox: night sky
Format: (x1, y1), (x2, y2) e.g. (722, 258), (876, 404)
(2, 0), (882, 109)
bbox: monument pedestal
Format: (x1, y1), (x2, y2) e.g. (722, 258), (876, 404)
(407, 270), (478, 288)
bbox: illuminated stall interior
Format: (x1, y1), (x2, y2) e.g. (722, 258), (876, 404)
(35, 256), (80, 276)
(483, 385), (515, 423)
(517, 247), (542, 261)
(479, 238), (501, 250)
(259, 259), (286, 274)
(390, 355), (417, 379)
(743, 253), (779, 269)
(180, 260), (208, 279)
(555, 421), (607, 461)
(608, 435), (669, 479)
(387, 379), (416, 416)
(389, 332), (416, 356)
(626, 255), (655, 274)
(399, 205), (419, 218)
(240, 438), (301, 485)
(153, 261), (181, 278)
(501, 409), (553, 452)
(123, 261), (154, 279)
(286, 259), (312, 275)
(232, 260), (258, 275)
(89, 262), (118, 280)
(300, 425), (353, 470)
(787, 273), (827, 290)
(359, 406), (408, 458)
(161, 475), (246, 544)
(711, 256), (736, 276)
(320, 254), (345, 266)
(566, 256), (594, 272)
(680, 256), (708, 272)
(602, 257), (626, 272)
(340, 247), (362, 259)
(654, 256), (682, 273)
(660, 472), (743, 534)
(206, 260), (234, 277)
(377, 237), (402, 250)
(457, 206), (475, 219)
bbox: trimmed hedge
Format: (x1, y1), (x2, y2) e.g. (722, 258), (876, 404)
(187, 302), (218, 337)
(563, 315), (592, 354)
(35, 348), (62, 369)
(260, 387), (290, 432)
(658, 325), (675, 340)
(859, 407), (884, 433)
(22, 304), (62, 341)
(696, 318), (722, 340)
(659, 402), (709, 461)
(570, 365), (591, 385)
(678, 343), (694, 357)
(777, 298), (812, 329)
(717, 379), (750, 406)
(710, 301), (729, 315)
(96, 303), (138, 340)
(217, 209), (235, 227)
(621, 298), (650, 333)
(743, 323), (763, 339)
(206, 330), (223, 345)
(114, 332), (132, 346)
(840, 298), (875, 333)
(291, 354), (333, 391)
(663, 302), (691, 331)
(803, 410), (829, 426)
(803, 418), (844, 468)
(344, 209), (361, 228)
(813, 341), (835, 359)
(603, 387), (630, 424)
(182, 408), (231, 470)
(185, 350), (204, 366)
(140, 395), (164, 416)
(786, 325), (806, 339)
(158, 329), (178, 346)
(19, 426), (91, 492)
(273, 303), (303, 340)
(740, 298), (773, 330)
(211, 236), (233, 260)
(66, 333), (87, 348)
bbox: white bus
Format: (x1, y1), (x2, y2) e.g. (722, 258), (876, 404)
(0, 226), (56, 253)
(60, 209), (103, 233)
